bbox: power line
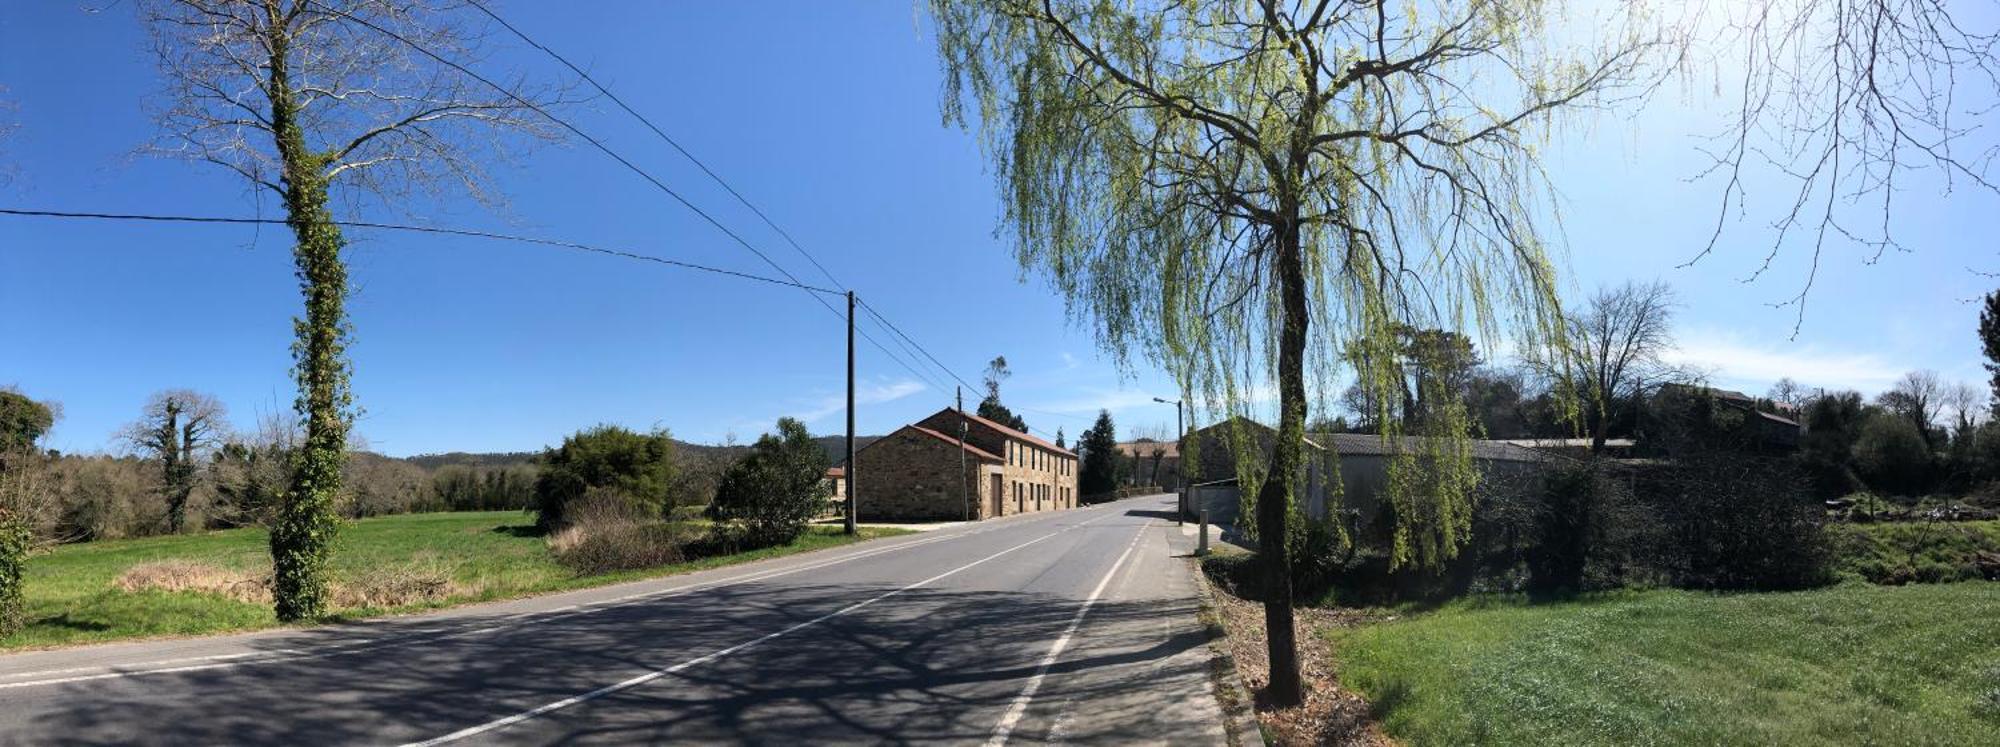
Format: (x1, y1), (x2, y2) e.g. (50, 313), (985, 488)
(464, 0), (843, 292)
(0, 208), (840, 295)
(6, 206), (958, 400)
(299, 0), (823, 304)
(302, 0), (976, 405)
(856, 299), (982, 393)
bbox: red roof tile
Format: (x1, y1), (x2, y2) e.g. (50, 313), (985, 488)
(947, 408), (1075, 456)
(907, 425), (1004, 462)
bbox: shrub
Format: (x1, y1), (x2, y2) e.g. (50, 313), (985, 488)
(711, 418), (829, 547)
(330, 558), (457, 609)
(1637, 453), (1832, 590)
(113, 560), (269, 604)
(1853, 414), (1935, 497)
(534, 425), (676, 531)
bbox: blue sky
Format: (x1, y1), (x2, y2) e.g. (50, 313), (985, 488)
(2, 3), (1993, 457)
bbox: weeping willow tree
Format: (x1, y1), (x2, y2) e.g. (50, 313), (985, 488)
(930, 0), (1657, 703)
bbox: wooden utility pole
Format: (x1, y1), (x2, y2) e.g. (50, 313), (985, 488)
(845, 291), (857, 535)
(958, 386), (968, 521)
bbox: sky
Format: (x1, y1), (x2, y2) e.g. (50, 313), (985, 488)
(1, 2), (1993, 457)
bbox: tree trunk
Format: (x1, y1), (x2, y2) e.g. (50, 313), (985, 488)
(1590, 402), (1610, 454)
(265, 18), (349, 623)
(1256, 214), (1309, 707)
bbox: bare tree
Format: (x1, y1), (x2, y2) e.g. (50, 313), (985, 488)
(1767, 377), (1809, 412)
(1548, 281), (1682, 453)
(1681, 1), (2000, 326)
(1878, 369), (1946, 445)
(143, 0), (567, 620)
(121, 390), (228, 534)
(1941, 380), (1985, 432)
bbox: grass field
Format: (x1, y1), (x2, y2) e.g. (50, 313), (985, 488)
(1, 511), (910, 650)
(1333, 582), (2000, 746)
(1830, 520), (2000, 584)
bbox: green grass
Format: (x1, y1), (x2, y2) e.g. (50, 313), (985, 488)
(1333, 583), (2000, 746)
(2, 511), (911, 650)
(1830, 520), (2000, 584)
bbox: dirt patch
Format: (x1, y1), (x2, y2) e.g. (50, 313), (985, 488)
(114, 561), (271, 604)
(1200, 562), (1392, 746)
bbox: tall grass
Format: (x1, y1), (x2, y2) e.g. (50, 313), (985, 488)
(2, 510), (909, 650)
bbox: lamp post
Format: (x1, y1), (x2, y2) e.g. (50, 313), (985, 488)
(1153, 396), (1184, 523)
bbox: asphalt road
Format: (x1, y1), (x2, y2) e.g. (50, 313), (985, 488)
(0, 494), (1230, 745)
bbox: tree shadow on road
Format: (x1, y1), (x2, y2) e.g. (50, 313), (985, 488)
(21, 580), (1218, 745)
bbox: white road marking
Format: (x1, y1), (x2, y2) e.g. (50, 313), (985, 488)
(400, 514), (1114, 747)
(984, 520), (1148, 746)
(0, 506), (1119, 690)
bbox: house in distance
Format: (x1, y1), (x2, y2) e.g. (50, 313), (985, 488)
(850, 407), (1078, 521)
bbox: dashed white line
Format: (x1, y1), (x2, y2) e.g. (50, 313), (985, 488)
(401, 515), (1114, 747)
(984, 520), (1148, 746)
(0, 502), (1132, 692)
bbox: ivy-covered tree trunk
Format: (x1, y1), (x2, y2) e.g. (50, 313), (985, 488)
(1255, 210), (1309, 707)
(266, 28), (350, 623)
(0, 508), (28, 637)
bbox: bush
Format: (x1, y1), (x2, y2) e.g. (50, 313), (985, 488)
(711, 418), (829, 547)
(548, 494), (694, 575)
(1637, 453), (1832, 590)
(534, 425), (676, 531)
(1853, 414), (1935, 497)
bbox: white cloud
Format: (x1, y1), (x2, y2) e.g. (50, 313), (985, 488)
(792, 379), (928, 423)
(1662, 331), (1906, 395)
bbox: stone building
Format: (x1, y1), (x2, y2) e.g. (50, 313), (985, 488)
(850, 408), (1079, 521)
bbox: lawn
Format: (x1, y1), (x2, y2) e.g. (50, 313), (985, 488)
(2, 511), (911, 650)
(1333, 582), (2000, 746)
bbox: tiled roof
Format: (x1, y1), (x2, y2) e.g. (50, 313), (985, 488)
(1755, 410), (1801, 428)
(907, 425), (1004, 462)
(949, 408), (1076, 456)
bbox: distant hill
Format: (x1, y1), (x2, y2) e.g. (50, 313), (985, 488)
(402, 451), (539, 470)
(401, 435), (880, 470)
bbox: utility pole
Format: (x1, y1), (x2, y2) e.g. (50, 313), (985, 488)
(1154, 396), (1184, 523)
(958, 386), (968, 521)
(845, 291), (857, 536)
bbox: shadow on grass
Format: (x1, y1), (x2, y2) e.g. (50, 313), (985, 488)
(489, 524), (544, 538)
(33, 614), (113, 633)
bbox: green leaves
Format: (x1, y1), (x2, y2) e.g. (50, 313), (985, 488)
(712, 418), (830, 547)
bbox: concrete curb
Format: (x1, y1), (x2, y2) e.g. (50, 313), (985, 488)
(1185, 555), (1269, 747)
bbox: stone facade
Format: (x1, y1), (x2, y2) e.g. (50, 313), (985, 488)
(849, 408), (1079, 522)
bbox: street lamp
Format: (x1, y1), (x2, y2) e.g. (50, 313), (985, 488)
(1153, 396), (1184, 523)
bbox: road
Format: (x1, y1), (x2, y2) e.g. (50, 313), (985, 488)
(0, 494), (1231, 745)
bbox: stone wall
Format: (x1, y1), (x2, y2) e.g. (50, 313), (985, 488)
(851, 427), (991, 521)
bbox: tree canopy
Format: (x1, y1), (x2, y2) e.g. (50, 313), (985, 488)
(534, 426), (677, 531)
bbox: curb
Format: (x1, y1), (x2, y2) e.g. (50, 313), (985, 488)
(1185, 555), (1269, 746)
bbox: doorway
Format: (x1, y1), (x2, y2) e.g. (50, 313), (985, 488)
(989, 474), (1003, 518)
